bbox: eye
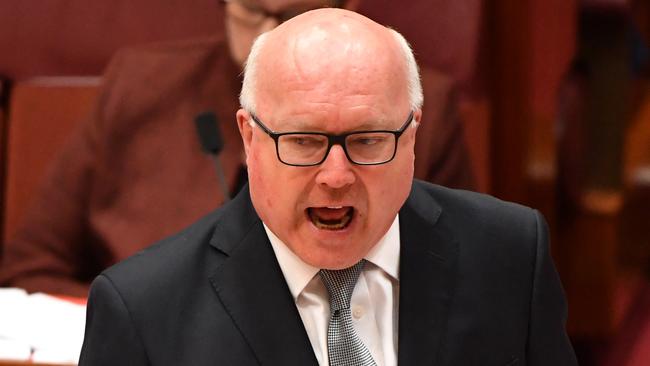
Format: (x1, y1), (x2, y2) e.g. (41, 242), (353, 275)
(349, 134), (388, 146)
(285, 135), (325, 147)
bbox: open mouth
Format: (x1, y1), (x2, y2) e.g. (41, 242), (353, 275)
(307, 206), (354, 230)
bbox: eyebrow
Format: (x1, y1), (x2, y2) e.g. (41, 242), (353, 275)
(276, 121), (397, 134)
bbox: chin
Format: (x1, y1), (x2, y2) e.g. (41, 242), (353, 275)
(299, 245), (367, 270)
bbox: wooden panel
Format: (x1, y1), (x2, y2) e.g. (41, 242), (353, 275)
(485, 1), (531, 203)
(561, 9), (630, 339)
(458, 97), (491, 193)
(484, 0), (576, 205)
(3, 77), (100, 242)
(0, 77), (9, 242)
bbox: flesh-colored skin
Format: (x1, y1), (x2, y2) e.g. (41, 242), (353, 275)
(237, 9), (421, 270)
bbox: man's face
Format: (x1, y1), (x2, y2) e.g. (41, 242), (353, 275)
(237, 13), (420, 269)
(224, 0), (344, 66)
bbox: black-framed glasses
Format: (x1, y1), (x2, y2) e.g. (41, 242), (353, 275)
(249, 111), (415, 166)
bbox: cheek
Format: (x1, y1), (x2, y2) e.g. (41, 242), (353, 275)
(248, 145), (298, 215)
(247, 148), (274, 214)
(373, 154), (414, 209)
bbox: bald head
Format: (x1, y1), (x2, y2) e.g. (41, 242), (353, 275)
(240, 8), (422, 114)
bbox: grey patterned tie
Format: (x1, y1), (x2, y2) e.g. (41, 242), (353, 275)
(319, 260), (377, 366)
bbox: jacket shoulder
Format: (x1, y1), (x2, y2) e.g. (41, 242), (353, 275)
(100, 36), (229, 96)
(100, 207), (223, 296)
(411, 180), (536, 221)
(99, 187), (256, 300)
(92, 36), (235, 134)
(107, 36), (227, 72)
(409, 180), (542, 255)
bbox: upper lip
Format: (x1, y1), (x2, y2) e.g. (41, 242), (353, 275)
(308, 204), (354, 209)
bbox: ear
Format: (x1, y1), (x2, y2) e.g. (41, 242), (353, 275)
(410, 108), (422, 141)
(236, 109), (253, 160)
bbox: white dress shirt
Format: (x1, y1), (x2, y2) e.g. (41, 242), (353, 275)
(264, 216), (400, 366)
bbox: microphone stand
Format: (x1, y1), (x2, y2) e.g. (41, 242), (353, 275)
(194, 111), (230, 202)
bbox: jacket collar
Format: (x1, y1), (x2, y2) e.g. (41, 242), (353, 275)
(397, 181), (459, 365)
(208, 185), (319, 365)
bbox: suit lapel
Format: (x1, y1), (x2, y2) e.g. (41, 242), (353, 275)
(207, 187), (319, 365)
(398, 182), (459, 365)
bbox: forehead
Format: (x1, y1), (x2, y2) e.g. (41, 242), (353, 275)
(257, 72), (408, 130)
(258, 37), (408, 122)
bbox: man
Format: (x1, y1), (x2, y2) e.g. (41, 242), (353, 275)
(0, 0), (473, 297)
(79, 9), (577, 366)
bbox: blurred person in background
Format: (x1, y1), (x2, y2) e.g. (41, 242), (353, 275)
(0, 0), (474, 297)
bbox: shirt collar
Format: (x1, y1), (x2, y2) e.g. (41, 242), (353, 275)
(264, 215), (401, 301)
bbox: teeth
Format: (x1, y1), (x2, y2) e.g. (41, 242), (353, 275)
(327, 206), (343, 209)
(308, 207), (354, 230)
(313, 213), (352, 230)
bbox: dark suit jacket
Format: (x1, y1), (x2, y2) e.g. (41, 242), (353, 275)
(0, 37), (474, 297)
(79, 180), (577, 366)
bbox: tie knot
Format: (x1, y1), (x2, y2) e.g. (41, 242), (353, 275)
(319, 260), (365, 311)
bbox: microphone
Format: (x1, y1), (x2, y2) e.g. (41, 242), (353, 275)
(194, 111), (230, 202)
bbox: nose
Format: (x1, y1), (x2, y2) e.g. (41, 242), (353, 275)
(315, 145), (356, 189)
